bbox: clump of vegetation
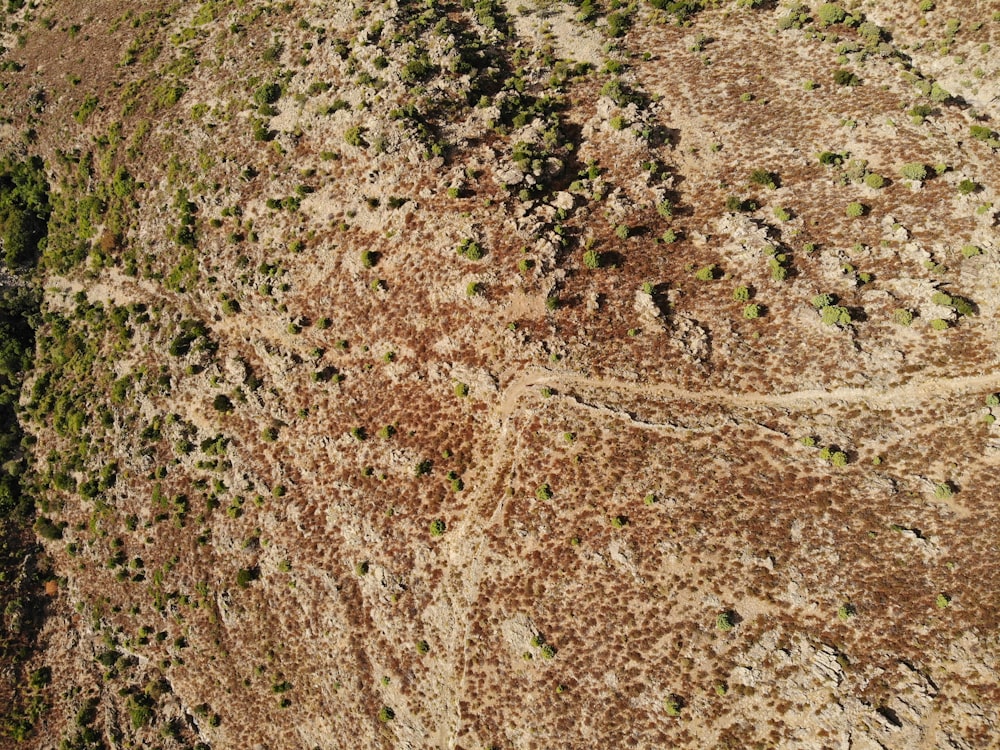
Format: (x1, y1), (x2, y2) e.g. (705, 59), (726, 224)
(817, 2), (847, 25)
(750, 168), (778, 190)
(694, 264), (717, 281)
(900, 162), (929, 181)
(716, 611), (735, 632)
(456, 237), (483, 261)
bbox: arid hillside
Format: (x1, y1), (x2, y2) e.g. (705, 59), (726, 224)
(2, 0), (1000, 748)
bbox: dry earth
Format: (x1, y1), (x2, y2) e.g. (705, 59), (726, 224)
(2, 0), (1000, 748)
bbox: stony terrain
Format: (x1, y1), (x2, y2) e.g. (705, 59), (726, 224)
(2, 0), (1000, 748)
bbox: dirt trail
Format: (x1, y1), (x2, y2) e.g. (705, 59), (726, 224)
(498, 366), (1000, 416)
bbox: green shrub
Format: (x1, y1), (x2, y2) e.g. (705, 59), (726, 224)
(732, 285), (750, 302)
(893, 308), (914, 325)
(456, 237), (483, 260)
(35, 516), (63, 540)
(930, 318), (949, 330)
(817, 3), (846, 25)
(716, 611), (735, 632)
(750, 168), (777, 190)
(377, 706), (395, 723)
(664, 695), (682, 716)
(415, 640), (430, 655)
(821, 305), (851, 326)
(832, 69), (859, 86)
(212, 394), (234, 413)
(933, 482), (954, 499)
(900, 162), (928, 181)
(656, 200), (674, 218)
(615, 224), (630, 240)
(958, 179), (980, 195)
(694, 264), (716, 281)
(344, 126), (365, 147)
(864, 173), (885, 188)
(742, 303), (761, 319)
(812, 293), (835, 308)
(454, 382), (469, 398)
(961, 244), (981, 258)
(536, 484), (553, 501)
(429, 519), (446, 536)
(253, 82), (282, 107)
(845, 202), (866, 217)
(773, 206), (791, 221)
(583, 249), (601, 269)
(935, 593), (951, 609)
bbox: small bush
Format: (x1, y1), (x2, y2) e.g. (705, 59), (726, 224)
(344, 126), (365, 147)
(429, 519), (446, 536)
(773, 206), (791, 221)
(664, 695), (682, 717)
(377, 706), (395, 723)
(821, 305), (851, 326)
(812, 293), (835, 308)
(958, 179), (980, 195)
(742, 303), (761, 319)
(732, 285), (750, 302)
(694, 264), (716, 281)
(454, 382), (469, 398)
(35, 516), (63, 540)
(536, 484), (553, 501)
(900, 162), (928, 181)
(583, 249), (601, 269)
(961, 244), (981, 258)
(933, 482), (954, 499)
(253, 82), (282, 107)
(716, 611), (735, 632)
(864, 173), (885, 189)
(817, 3), (846, 25)
(415, 640), (430, 655)
(750, 168), (778, 190)
(930, 318), (950, 330)
(845, 201), (866, 217)
(212, 394), (234, 413)
(832, 69), (859, 86)
(893, 308), (914, 325)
